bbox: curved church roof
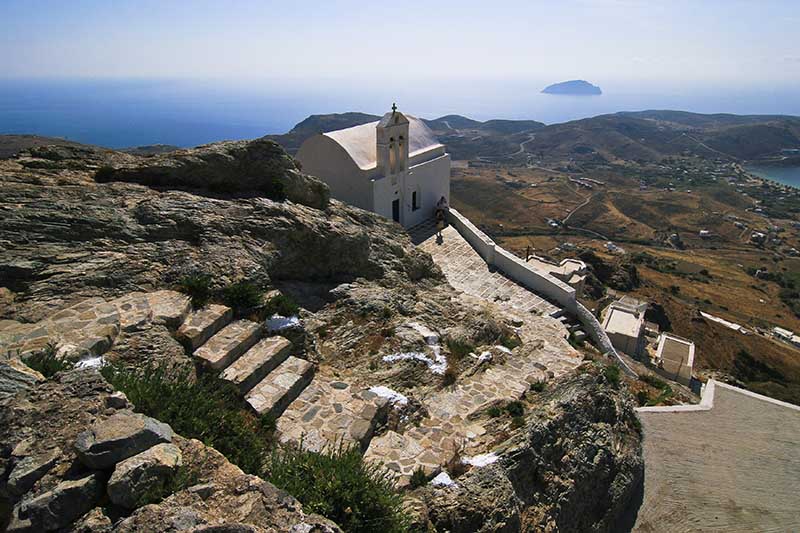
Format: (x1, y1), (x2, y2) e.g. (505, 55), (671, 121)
(323, 114), (442, 170)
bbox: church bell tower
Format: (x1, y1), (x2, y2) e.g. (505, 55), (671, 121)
(376, 103), (410, 181)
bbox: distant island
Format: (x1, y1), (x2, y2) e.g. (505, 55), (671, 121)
(542, 80), (602, 95)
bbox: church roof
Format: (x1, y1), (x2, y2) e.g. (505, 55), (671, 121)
(323, 114), (442, 170)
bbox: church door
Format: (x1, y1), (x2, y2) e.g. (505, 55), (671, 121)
(392, 199), (400, 223)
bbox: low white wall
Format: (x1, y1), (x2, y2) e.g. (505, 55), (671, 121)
(493, 248), (577, 312)
(447, 208), (496, 264)
(448, 208), (636, 376)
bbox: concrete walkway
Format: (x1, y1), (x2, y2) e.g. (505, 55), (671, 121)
(633, 382), (800, 532)
(410, 219), (560, 317)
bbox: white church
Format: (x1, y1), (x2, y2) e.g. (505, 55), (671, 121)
(296, 105), (451, 228)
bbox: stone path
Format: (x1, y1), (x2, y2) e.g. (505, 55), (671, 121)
(276, 377), (391, 452)
(410, 220), (560, 317)
(633, 382), (800, 532)
(365, 340), (582, 485)
(0, 291), (190, 361)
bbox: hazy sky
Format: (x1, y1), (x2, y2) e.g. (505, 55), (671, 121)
(2, 0), (799, 88)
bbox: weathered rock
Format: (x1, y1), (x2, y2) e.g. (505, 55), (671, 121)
(69, 507), (113, 533)
(113, 437), (342, 532)
(94, 138), (330, 209)
(146, 290), (192, 328)
(107, 443), (183, 509)
(418, 368), (644, 532)
(7, 474), (100, 532)
(0, 358), (44, 402)
(1, 153), (440, 324)
(74, 411), (174, 469)
(6, 448), (60, 496)
(0, 369), (344, 532)
(106, 391), (129, 409)
(103, 324), (192, 375)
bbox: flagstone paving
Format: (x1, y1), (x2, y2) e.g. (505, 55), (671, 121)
(277, 377), (391, 452)
(411, 221), (560, 317)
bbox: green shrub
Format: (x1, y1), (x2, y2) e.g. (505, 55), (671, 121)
(603, 364), (621, 388)
(446, 338), (474, 360)
(265, 443), (407, 533)
(505, 401), (524, 417)
(442, 361), (458, 387)
(264, 293), (299, 317)
(499, 328), (522, 350)
(94, 166), (116, 182)
(222, 281), (263, 313)
(487, 406), (502, 418)
(409, 466), (428, 489)
(22, 343), (73, 378)
(511, 416), (525, 429)
(530, 380), (546, 392)
(101, 363), (273, 474)
(179, 274), (212, 308)
(635, 390), (650, 406)
(639, 374), (667, 390)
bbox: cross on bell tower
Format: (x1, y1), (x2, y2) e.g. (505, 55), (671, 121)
(391, 102), (397, 113)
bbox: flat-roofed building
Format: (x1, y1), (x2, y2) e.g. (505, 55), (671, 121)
(655, 333), (695, 385)
(602, 300), (646, 357)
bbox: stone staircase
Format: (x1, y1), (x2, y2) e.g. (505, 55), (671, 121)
(175, 305), (315, 421)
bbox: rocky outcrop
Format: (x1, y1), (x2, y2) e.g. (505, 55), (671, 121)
(74, 411), (174, 470)
(0, 156), (439, 323)
(417, 367), (643, 532)
(0, 370), (341, 532)
(107, 443), (182, 509)
(94, 138), (331, 209)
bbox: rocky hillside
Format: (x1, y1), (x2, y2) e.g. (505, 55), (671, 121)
(0, 138), (643, 532)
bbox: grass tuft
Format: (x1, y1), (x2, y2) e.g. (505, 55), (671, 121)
(222, 281), (263, 314)
(264, 293), (299, 317)
(178, 274), (212, 308)
(266, 443), (408, 533)
(100, 363), (273, 474)
(603, 364), (621, 388)
(22, 343), (73, 378)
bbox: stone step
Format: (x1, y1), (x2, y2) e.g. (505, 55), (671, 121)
(194, 319), (262, 371)
(177, 304), (233, 351)
(549, 308), (566, 319)
(220, 336), (292, 394)
(573, 330), (587, 342)
(277, 380), (390, 453)
(245, 356), (315, 419)
(567, 322), (582, 333)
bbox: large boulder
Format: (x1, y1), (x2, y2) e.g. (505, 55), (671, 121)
(7, 474), (101, 532)
(419, 368), (644, 532)
(6, 448), (60, 496)
(107, 443), (183, 509)
(74, 411), (174, 469)
(0, 358), (44, 402)
(95, 138), (330, 209)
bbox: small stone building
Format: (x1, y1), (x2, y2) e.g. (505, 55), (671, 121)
(296, 106), (450, 228)
(654, 333), (695, 385)
(601, 297), (647, 357)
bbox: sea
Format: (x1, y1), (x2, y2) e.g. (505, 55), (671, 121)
(745, 165), (800, 189)
(2, 78), (800, 154)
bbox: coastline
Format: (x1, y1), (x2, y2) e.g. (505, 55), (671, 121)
(745, 164), (800, 190)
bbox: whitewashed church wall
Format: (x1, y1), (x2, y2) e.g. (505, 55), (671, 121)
(296, 136), (373, 211)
